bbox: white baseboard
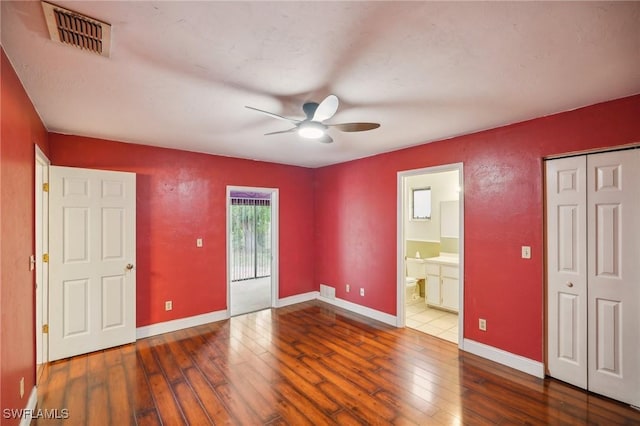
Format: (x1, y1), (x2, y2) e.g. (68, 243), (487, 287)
(19, 386), (38, 426)
(136, 310), (228, 339)
(317, 296), (397, 327)
(136, 292), (320, 339)
(276, 291), (318, 307)
(132, 295), (544, 381)
(463, 338), (545, 378)
(135, 291), (392, 339)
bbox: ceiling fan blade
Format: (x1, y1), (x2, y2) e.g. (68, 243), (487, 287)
(245, 106), (300, 123)
(312, 94), (339, 122)
(302, 102), (319, 120)
(317, 134), (333, 144)
(264, 127), (298, 136)
(328, 122), (381, 132)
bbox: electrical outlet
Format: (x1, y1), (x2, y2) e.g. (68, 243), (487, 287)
(20, 377), (24, 398)
(165, 300), (173, 311)
(360, 288), (365, 297)
(346, 284), (350, 293)
(479, 318), (487, 331)
(521, 246), (531, 259)
(196, 238), (203, 248)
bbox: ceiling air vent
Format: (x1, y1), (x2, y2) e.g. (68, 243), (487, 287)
(41, 1), (111, 57)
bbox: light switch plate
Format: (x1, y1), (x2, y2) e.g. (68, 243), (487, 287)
(196, 238), (203, 248)
(521, 246), (531, 259)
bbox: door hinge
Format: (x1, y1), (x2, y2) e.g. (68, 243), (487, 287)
(42, 324), (49, 334)
(43, 182), (49, 192)
(43, 253), (49, 263)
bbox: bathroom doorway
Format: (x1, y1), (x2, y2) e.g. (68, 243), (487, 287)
(397, 164), (464, 346)
(226, 186), (279, 316)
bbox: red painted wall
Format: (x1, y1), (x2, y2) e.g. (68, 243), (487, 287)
(49, 135), (315, 327)
(1, 48), (49, 424)
(3, 41), (640, 410)
(314, 95), (640, 362)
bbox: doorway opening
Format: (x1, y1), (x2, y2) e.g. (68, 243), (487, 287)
(227, 186), (279, 316)
(397, 163), (464, 347)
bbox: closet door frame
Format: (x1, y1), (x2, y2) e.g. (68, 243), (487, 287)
(545, 146), (640, 407)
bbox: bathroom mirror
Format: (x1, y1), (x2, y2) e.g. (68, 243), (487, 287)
(411, 187), (431, 220)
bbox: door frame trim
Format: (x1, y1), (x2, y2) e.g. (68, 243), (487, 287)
(396, 162), (465, 349)
(544, 148), (640, 404)
(34, 145), (50, 366)
(543, 142), (640, 161)
(543, 144), (640, 374)
(225, 186), (279, 316)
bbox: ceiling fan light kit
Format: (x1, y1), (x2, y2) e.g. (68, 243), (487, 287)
(246, 94), (380, 144)
(298, 121), (327, 139)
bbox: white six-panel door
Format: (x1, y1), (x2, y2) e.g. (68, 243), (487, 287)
(546, 149), (639, 407)
(546, 156), (588, 389)
(49, 166), (136, 361)
(586, 150), (639, 406)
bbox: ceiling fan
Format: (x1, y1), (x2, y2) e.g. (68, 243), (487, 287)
(245, 94), (380, 144)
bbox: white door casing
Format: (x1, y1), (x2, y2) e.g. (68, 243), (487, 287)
(49, 166), (136, 361)
(546, 156), (588, 389)
(396, 163), (465, 348)
(226, 186), (279, 317)
(586, 150), (640, 406)
(546, 149), (639, 406)
(35, 146), (50, 365)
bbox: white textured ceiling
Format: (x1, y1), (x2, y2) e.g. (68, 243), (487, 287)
(2, 1), (639, 167)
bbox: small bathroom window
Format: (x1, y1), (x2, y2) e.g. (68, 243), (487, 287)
(411, 187), (431, 220)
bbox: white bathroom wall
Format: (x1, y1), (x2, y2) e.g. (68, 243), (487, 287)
(405, 170), (459, 242)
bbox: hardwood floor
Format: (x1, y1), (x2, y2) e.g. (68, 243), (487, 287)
(33, 301), (640, 425)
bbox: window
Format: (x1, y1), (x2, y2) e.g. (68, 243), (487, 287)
(411, 187), (431, 220)
(230, 196), (271, 281)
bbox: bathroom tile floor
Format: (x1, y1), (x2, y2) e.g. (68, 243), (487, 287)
(406, 296), (459, 344)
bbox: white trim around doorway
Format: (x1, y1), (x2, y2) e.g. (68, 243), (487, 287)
(35, 145), (50, 366)
(225, 186), (279, 317)
(396, 163), (465, 350)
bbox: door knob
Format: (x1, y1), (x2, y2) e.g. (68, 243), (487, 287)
(566, 282), (574, 288)
(126, 263), (134, 271)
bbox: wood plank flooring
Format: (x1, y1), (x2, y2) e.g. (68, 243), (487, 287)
(32, 301), (640, 425)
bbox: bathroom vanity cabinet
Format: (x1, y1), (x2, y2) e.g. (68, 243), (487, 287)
(425, 257), (459, 312)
